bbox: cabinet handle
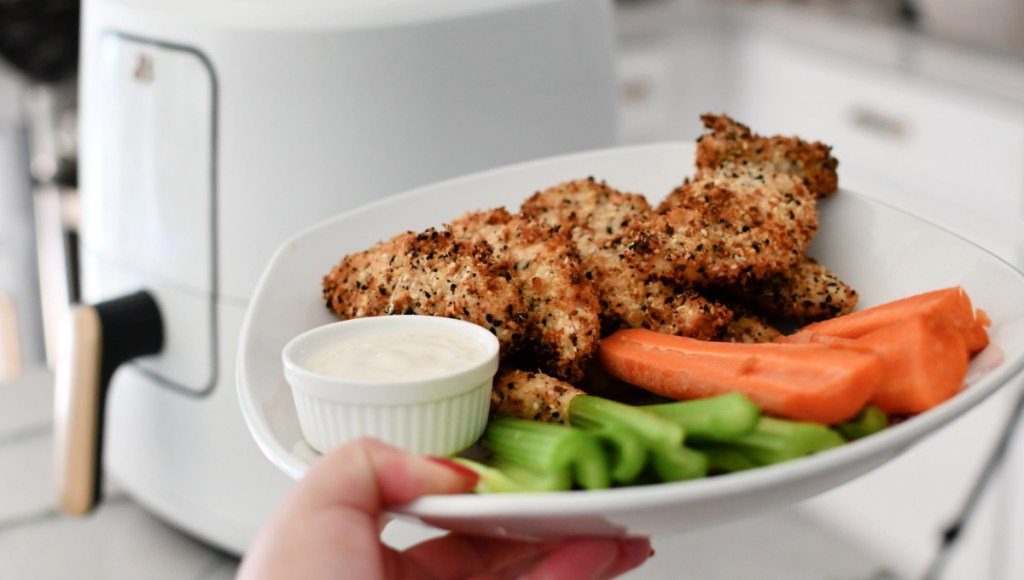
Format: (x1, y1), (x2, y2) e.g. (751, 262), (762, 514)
(848, 106), (908, 140)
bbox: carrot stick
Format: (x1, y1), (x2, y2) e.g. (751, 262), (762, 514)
(597, 329), (883, 424)
(780, 286), (989, 355)
(771, 332), (856, 347)
(856, 314), (969, 415)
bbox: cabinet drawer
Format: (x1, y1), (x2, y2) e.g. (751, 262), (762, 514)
(732, 33), (1024, 217)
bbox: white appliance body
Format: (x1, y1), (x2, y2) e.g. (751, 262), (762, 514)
(0, 66), (41, 378)
(77, 0), (617, 553)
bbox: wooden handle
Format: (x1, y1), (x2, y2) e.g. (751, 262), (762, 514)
(52, 291), (163, 516)
(53, 305), (103, 516)
(0, 294), (22, 380)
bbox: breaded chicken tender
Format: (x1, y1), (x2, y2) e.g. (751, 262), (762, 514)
(520, 176), (652, 257)
(489, 367), (584, 424)
(322, 228), (528, 355)
(686, 115), (854, 324)
(648, 167), (818, 284)
(521, 178), (733, 340)
(696, 113), (839, 199)
(728, 255), (859, 325)
(718, 310), (783, 343)
(322, 114), (858, 396)
(448, 208), (601, 383)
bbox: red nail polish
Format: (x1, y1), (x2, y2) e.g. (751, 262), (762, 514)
(426, 457), (481, 488)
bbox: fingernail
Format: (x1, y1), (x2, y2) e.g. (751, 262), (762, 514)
(426, 457), (481, 488)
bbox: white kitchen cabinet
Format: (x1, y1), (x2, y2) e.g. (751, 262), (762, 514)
(0, 63), (42, 376)
(727, 17), (1024, 580)
(731, 27), (1024, 272)
(614, 0), (733, 144)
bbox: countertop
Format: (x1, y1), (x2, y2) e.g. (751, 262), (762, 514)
(0, 367), (1015, 579)
(0, 369), (239, 580)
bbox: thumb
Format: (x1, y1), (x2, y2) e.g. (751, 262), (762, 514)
(293, 437), (479, 515)
(239, 438), (477, 580)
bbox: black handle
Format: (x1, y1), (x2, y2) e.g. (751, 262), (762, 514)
(54, 290), (163, 516)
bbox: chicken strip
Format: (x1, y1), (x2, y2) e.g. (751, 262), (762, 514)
(322, 227), (528, 355)
(725, 255), (859, 325)
(648, 162), (819, 285)
(448, 208), (601, 383)
(718, 310), (783, 343)
(696, 113), (839, 199)
(641, 114), (835, 286)
(521, 178), (734, 340)
(675, 115), (856, 324)
(490, 367), (584, 425)
(520, 176), (653, 257)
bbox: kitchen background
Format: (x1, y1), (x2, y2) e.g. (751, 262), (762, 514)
(2, 0), (1023, 578)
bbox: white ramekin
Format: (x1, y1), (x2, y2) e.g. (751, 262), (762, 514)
(282, 315), (499, 457)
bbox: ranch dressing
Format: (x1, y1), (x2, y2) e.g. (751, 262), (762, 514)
(303, 328), (490, 381)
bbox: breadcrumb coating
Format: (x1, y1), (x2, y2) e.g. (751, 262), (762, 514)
(719, 315), (783, 343)
(522, 178), (734, 340)
(322, 228), (528, 355)
(489, 367), (584, 424)
(449, 208), (601, 383)
(651, 162), (819, 285)
(696, 113), (839, 199)
(727, 255), (859, 325)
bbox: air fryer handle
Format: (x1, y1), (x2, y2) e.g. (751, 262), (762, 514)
(54, 291), (163, 516)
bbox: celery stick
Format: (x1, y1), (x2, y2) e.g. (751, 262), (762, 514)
(741, 417), (845, 463)
(569, 395), (682, 484)
(697, 444), (759, 473)
(692, 417), (845, 467)
(649, 446), (709, 482)
(570, 433), (613, 490)
(643, 393), (761, 442)
(482, 417), (584, 471)
(834, 406), (889, 441)
(481, 417), (611, 490)
(594, 428), (647, 484)
(491, 458), (573, 492)
(453, 458), (570, 493)
(569, 395), (685, 448)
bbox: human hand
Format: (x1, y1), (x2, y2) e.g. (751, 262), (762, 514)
(237, 437), (652, 579)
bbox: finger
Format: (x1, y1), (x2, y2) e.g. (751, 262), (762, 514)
(294, 437), (479, 515)
(400, 534), (552, 578)
(603, 538), (653, 578)
(519, 539), (622, 580)
(239, 438), (477, 580)
(401, 535), (647, 580)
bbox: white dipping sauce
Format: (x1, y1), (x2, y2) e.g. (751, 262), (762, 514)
(303, 328), (490, 381)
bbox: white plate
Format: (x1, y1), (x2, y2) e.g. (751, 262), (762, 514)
(237, 142), (1024, 540)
